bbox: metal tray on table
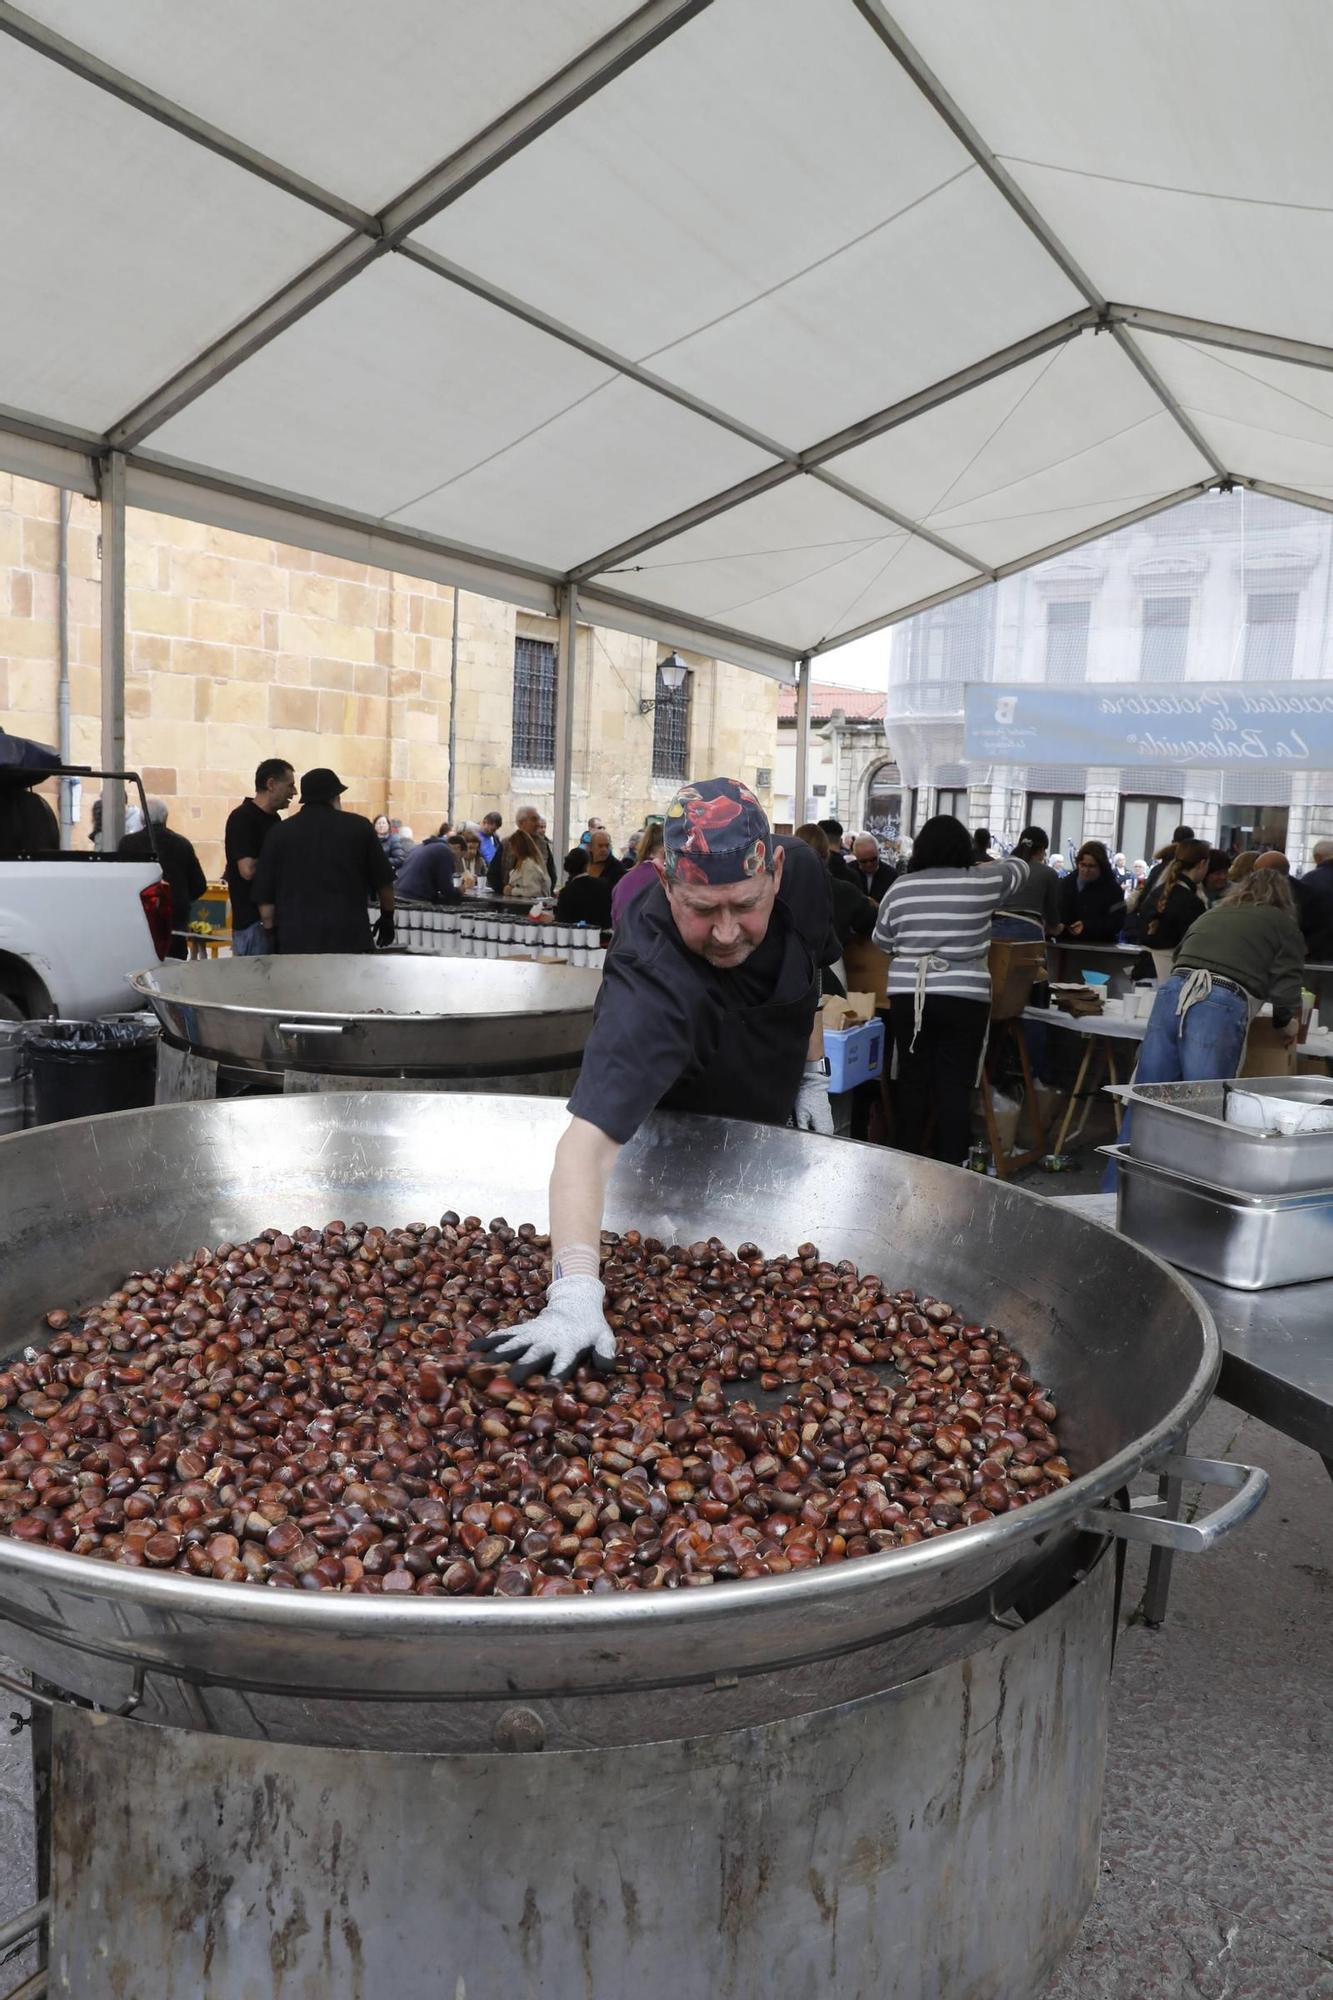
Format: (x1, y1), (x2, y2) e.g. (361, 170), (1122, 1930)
(1109, 1077), (1333, 1196)
(1101, 1143), (1333, 1290)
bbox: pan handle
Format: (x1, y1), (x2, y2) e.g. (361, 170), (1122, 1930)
(1075, 1455), (1268, 1553)
(276, 1021), (347, 1036)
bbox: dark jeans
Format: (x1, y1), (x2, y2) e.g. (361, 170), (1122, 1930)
(890, 992), (990, 1166)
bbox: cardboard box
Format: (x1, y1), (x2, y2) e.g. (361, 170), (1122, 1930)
(821, 991), (876, 1034)
(1240, 1021), (1297, 1078)
(843, 935), (890, 1008)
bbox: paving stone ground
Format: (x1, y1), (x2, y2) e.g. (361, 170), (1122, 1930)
(1045, 1398), (1333, 1999)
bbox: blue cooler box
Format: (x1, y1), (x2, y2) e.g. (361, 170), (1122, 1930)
(825, 1017), (885, 1093)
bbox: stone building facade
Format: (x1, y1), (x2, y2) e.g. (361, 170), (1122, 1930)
(1, 472), (779, 876)
(773, 684), (898, 838)
(886, 488), (1333, 866)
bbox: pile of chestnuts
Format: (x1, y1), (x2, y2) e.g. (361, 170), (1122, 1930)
(0, 1214), (1071, 1596)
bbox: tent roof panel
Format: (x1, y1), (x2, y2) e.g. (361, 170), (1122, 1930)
(148, 259), (623, 524)
(589, 476), (974, 650)
(416, 0), (972, 364)
(0, 33), (342, 431)
(19, 0), (637, 212)
(891, 0), (1333, 210)
(6, 2), (1333, 672)
(827, 332), (1212, 567)
(390, 374), (776, 572)
(645, 169), (1082, 442)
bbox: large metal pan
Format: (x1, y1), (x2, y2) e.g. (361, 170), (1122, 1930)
(0, 1096), (1239, 1712)
(130, 954), (601, 1075)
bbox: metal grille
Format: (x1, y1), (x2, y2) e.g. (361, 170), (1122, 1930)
(1044, 599), (1090, 683)
(1242, 590), (1300, 680)
(905, 587), (995, 683)
(1139, 594), (1191, 680)
(511, 637), (557, 769)
(651, 662), (691, 780)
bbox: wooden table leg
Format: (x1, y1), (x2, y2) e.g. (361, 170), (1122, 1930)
(1054, 1036), (1094, 1154)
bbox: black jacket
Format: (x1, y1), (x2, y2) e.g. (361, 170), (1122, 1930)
(841, 859), (896, 903)
(119, 824), (207, 956)
(830, 874), (877, 948)
(252, 803), (393, 954)
(1297, 862), (1333, 963)
(555, 873), (614, 929)
(1141, 878), (1207, 953)
(1057, 871), (1126, 943)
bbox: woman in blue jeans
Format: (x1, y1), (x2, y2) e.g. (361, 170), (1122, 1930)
(1106, 868), (1306, 1186)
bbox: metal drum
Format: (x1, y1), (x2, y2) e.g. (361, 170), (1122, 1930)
(130, 954), (602, 1081)
(0, 1098), (1263, 1999)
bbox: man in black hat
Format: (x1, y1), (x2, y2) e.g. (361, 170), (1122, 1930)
(252, 768), (395, 954)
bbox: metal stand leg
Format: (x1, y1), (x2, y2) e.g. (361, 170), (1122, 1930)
(1054, 1037), (1095, 1154)
(1143, 1455), (1186, 1628)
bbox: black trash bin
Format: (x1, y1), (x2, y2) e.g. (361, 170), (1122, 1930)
(23, 1019), (158, 1126)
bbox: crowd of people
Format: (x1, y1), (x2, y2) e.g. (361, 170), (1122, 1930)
(216, 765), (695, 955)
(851, 811), (1319, 1175)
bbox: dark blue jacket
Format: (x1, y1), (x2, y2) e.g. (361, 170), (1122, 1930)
(1297, 861), (1333, 962)
(393, 837), (460, 905)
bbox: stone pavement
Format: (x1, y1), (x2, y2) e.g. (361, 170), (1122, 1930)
(1045, 1398), (1333, 1999)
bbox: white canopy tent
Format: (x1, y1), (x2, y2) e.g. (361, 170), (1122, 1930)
(5, 0), (1333, 847)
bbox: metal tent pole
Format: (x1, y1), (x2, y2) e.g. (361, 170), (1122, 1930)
(553, 584), (578, 865)
(793, 656), (812, 826)
(98, 450), (127, 851)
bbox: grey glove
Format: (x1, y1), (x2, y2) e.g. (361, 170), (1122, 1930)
(470, 1275), (617, 1384)
(792, 1058), (835, 1136)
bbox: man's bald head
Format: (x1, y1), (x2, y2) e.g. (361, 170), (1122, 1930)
(1255, 850), (1290, 874)
(1313, 839), (1333, 866)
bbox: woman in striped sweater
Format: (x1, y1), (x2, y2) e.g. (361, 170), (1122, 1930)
(874, 816), (1027, 1165)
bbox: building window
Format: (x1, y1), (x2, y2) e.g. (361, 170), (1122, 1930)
(1044, 600), (1090, 684)
(1118, 795), (1182, 865)
(907, 589), (995, 683)
(1242, 590), (1299, 680)
(935, 787), (969, 821)
(908, 787), (920, 834)
(650, 661), (691, 780)
(864, 763), (903, 841)
(1027, 793), (1084, 860)
(1139, 596), (1191, 680)
(511, 637), (557, 769)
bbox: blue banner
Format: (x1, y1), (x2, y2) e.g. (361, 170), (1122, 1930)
(964, 680), (1333, 769)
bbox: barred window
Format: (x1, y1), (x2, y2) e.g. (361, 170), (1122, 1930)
(512, 637), (557, 769)
(1242, 590), (1299, 681)
(1044, 599), (1090, 683)
(651, 662), (691, 780)
(1139, 595), (1191, 680)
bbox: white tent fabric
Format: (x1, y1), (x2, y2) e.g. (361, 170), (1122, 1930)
(5, 0), (1333, 679)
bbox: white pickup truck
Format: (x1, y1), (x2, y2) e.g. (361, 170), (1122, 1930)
(0, 763), (170, 1020)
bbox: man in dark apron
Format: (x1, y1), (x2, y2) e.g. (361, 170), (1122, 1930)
(475, 777), (838, 1383)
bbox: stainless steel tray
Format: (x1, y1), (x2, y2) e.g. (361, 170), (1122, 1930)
(1102, 1144), (1333, 1290)
(1109, 1078), (1333, 1196)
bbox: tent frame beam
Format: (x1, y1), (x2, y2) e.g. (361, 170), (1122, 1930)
(1108, 306), (1333, 376)
(0, 1), (374, 231)
(569, 309), (1096, 583)
(107, 0), (713, 452)
(98, 450), (128, 850)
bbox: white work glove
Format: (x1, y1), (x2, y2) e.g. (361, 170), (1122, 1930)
(471, 1276), (617, 1384)
(792, 1058), (835, 1136)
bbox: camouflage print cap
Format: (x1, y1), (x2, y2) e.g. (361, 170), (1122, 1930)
(662, 777), (772, 886)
